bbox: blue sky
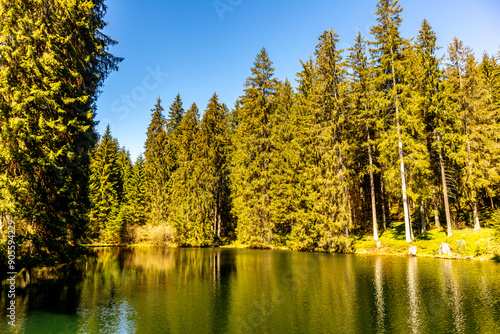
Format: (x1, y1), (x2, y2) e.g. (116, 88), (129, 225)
(95, 0), (500, 160)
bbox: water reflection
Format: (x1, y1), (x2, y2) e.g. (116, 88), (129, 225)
(79, 299), (136, 333)
(374, 256), (385, 334)
(1, 248), (500, 334)
(440, 260), (466, 334)
(407, 257), (420, 334)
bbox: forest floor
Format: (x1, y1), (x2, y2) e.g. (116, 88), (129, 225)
(354, 225), (500, 261)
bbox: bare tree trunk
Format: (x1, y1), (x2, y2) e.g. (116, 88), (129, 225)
(399, 136), (412, 242)
(466, 138), (481, 231)
(425, 206), (429, 227)
(347, 194), (353, 237)
(433, 189), (441, 228)
(472, 201), (480, 231)
(339, 144), (350, 237)
(390, 45), (412, 242)
(420, 200), (427, 235)
(409, 198), (414, 241)
(381, 176), (387, 230)
(214, 206), (218, 238)
(437, 132), (452, 237)
(368, 130), (378, 240)
(217, 192), (221, 238)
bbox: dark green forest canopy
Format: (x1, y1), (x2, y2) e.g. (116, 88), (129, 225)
(0, 0), (122, 266)
(1, 0), (499, 266)
(90, 0), (500, 250)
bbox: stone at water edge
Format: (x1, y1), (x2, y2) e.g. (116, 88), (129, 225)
(439, 243), (450, 255)
(408, 246), (417, 256)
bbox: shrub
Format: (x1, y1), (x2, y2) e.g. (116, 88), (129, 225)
(331, 236), (356, 253)
(474, 239), (491, 256)
(490, 210), (500, 238)
(124, 224), (176, 246)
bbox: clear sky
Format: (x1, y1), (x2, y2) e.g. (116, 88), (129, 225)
(95, 0), (500, 161)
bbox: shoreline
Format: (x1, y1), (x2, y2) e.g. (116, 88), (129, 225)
(81, 232), (500, 262)
(3, 236), (498, 283)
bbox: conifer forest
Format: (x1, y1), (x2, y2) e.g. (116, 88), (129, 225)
(1, 0), (500, 269)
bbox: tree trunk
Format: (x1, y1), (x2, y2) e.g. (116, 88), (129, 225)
(339, 143), (349, 237)
(409, 198), (414, 241)
(433, 189), (441, 228)
(381, 177), (387, 230)
(389, 44), (412, 242)
(466, 138), (481, 231)
(398, 135), (412, 242)
(473, 201), (480, 231)
(420, 200), (427, 235)
(347, 194), (353, 237)
(368, 131), (378, 240)
(437, 132), (452, 237)
(217, 191), (221, 238)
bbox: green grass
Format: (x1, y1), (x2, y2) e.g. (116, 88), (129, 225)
(355, 225), (500, 260)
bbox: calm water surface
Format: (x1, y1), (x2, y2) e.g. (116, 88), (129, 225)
(1, 247), (500, 333)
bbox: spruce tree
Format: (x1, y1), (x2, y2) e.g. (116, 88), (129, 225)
(287, 59), (319, 250)
(177, 103), (200, 164)
(166, 93), (185, 172)
(347, 32), (380, 240)
(231, 48), (278, 246)
(116, 148), (132, 204)
(309, 28), (351, 249)
(493, 50), (500, 109)
(269, 80), (300, 245)
(169, 103), (200, 245)
(370, 0), (415, 242)
(413, 20), (453, 235)
(89, 125), (122, 243)
(168, 94), (185, 133)
(144, 98), (169, 225)
(126, 155), (147, 226)
(115, 148), (132, 228)
(446, 39), (500, 230)
(193, 94), (231, 244)
(0, 0), (121, 262)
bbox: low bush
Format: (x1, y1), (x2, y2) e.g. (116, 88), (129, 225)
(125, 224), (176, 246)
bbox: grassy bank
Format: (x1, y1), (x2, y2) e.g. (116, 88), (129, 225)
(355, 225), (500, 260)
(80, 225), (500, 262)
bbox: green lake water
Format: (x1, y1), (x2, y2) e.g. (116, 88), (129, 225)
(1, 247), (500, 333)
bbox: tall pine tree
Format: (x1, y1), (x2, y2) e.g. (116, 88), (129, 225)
(413, 20), (453, 235)
(193, 94), (231, 243)
(446, 39), (500, 230)
(269, 80), (300, 245)
(126, 155), (147, 226)
(231, 48), (279, 247)
(370, 0), (415, 242)
(144, 98), (169, 225)
(0, 0), (121, 262)
(89, 125), (122, 243)
(347, 32), (380, 240)
(309, 28), (351, 250)
(169, 103), (200, 245)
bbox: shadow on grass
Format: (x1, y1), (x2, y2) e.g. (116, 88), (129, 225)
(383, 222), (407, 241)
(415, 233), (432, 241)
(491, 255), (500, 263)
